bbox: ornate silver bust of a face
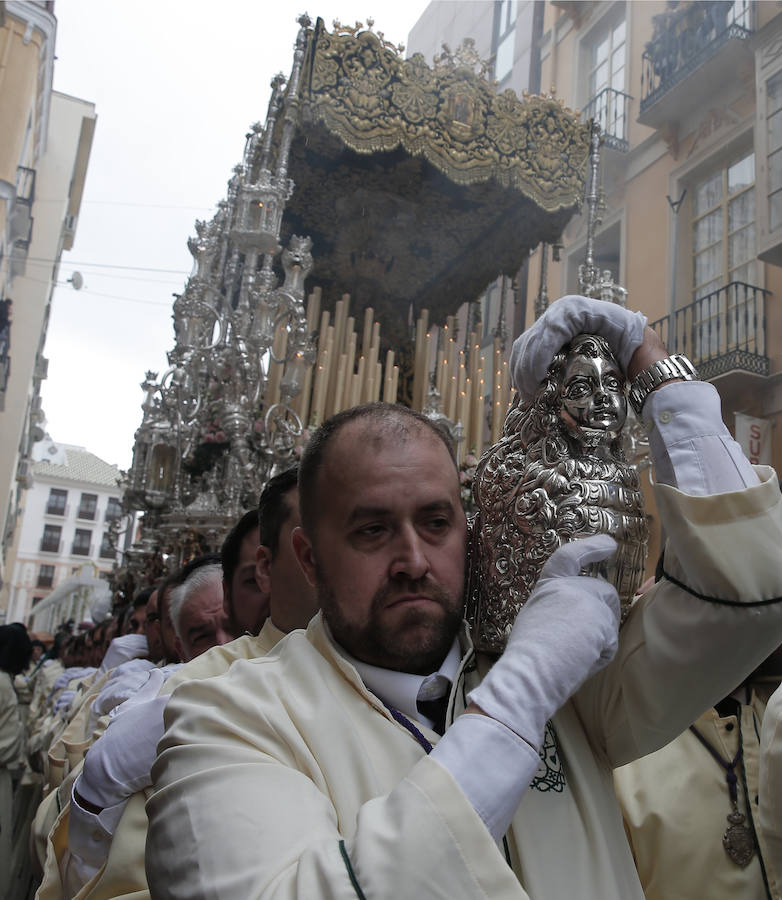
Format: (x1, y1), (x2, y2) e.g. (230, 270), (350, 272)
(465, 333), (648, 655)
(560, 335), (627, 435)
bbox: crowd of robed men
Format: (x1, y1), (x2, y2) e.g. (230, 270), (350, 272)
(2, 294), (782, 900)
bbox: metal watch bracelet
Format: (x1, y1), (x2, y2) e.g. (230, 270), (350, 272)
(628, 354), (698, 415)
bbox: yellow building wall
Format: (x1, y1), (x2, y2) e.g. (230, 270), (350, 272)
(533, 0), (782, 578)
(0, 18), (42, 183)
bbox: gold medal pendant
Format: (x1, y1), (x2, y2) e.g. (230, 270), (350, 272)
(723, 807), (755, 868)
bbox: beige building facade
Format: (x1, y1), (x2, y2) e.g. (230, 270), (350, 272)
(529, 0), (782, 568)
(0, 1), (96, 612)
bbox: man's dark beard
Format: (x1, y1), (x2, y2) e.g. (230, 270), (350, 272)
(318, 573), (464, 675)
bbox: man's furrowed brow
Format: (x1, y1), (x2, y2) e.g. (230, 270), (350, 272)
(347, 499), (456, 526)
(420, 499), (457, 513)
(346, 505), (391, 526)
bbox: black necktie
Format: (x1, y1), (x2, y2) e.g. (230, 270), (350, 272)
(416, 695), (448, 735)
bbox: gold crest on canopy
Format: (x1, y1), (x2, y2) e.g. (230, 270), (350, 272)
(273, 17), (592, 346)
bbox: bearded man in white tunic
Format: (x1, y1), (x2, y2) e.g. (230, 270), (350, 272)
(146, 296), (782, 900)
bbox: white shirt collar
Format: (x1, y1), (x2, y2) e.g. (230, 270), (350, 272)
(327, 624), (462, 729)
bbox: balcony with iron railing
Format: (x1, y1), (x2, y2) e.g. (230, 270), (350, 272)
(639, 0), (754, 130)
(10, 166), (35, 246)
(0, 321), (9, 398)
(15, 165), (36, 206)
(36, 571), (54, 589)
(582, 87), (632, 152)
(99, 542), (116, 560)
(40, 536), (61, 554)
(104, 504), (123, 523)
(649, 282), (770, 382)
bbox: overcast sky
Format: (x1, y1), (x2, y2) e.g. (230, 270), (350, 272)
(42, 0), (431, 469)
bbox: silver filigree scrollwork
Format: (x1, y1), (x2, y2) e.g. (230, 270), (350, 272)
(123, 16), (319, 575)
(466, 333), (648, 654)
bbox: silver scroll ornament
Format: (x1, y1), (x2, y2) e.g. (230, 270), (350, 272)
(465, 333), (648, 655)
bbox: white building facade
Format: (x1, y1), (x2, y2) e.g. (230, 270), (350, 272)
(5, 436), (122, 628)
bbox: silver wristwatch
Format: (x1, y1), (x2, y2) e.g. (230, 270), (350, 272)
(628, 354), (698, 415)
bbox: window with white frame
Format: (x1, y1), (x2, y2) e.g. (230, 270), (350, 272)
(766, 70), (782, 234)
(690, 151), (757, 355)
(46, 488), (67, 516)
(40, 524), (61, 553)
(77, 492), (98, 520)
(72, 528), (92, 556)
(494, 0), (517, 84)
(37, 564), (55, 588)
(105, 496), (123, 522)
(99, 532), (116, 560)
(692, 151), (756, 298)
(585, 12), (627, 141)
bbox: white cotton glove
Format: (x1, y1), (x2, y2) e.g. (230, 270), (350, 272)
(52, 667), (93, 693)
(89, 659), (157, 729)
(468, 534), (620, 750)
(99, 633), (149, 672)
(107, 665), (181, 719)
(54, 690), (77, 715)
(510, 295), (648, 401)
(76, 670), (175, 809)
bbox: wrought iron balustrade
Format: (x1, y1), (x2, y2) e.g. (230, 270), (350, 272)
(648, 281), (769, 380)
(11, 166), (36, 250)
(641, 0), (753, 112)
(39, 537), (60, 553)
(16, 166), (36, 207)
(582, 87), (632, 152)
(0, 324), (10, 395)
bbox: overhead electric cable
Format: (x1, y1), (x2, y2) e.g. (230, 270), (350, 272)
(82, 200), (215, 211)
(17, 274), (174, 307)
(8, 254), (190, 275)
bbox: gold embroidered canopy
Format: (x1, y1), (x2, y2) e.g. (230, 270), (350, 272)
(272, 18), (591, 345)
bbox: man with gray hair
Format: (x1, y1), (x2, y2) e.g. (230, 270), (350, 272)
(168, 562), (231, 662)
(59, 557), (231, 895)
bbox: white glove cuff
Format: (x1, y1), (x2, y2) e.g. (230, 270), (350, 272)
(68, 778), (128, 868)
(431, 714), (540, 841)
(466, 678), (545, 750)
